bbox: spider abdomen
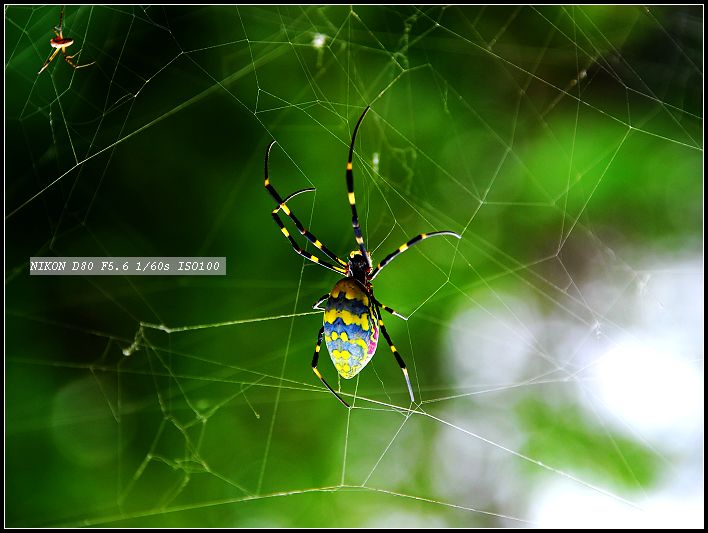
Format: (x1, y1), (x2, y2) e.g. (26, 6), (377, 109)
(51, 37), (74, 48)
(323, 278), (379, 379)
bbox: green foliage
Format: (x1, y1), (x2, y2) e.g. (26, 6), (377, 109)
(5, 5), (702, 527)
(518, 398), (660, 490)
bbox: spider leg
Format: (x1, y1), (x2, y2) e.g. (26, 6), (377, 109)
(346, 106), (372, 266)
(58, 5), (65, 34)
(63, 48), (95, 69)
(275, 188), (346, 273)
(376, 307), (415, 403)
(38, 47), (61, 75)
(264, 141), (347, 273)
(282, 187), (316, 204)
(312, 326), (350, 408)
(370, 231), (461, 280)
(373, 298), (408, 320)
(312, 294), (330, 311)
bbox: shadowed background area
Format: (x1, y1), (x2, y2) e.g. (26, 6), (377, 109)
(5, 5), (703, 527)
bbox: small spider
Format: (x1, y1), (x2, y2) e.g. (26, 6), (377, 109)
(264, 107), (461, 407)
(38, 6), (95, 76)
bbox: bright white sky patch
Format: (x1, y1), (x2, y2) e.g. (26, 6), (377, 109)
(532, 478), (704, 528)
(593, 339), (703, 441)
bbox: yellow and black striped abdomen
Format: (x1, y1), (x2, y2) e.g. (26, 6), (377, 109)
(323, 278), (379, 379)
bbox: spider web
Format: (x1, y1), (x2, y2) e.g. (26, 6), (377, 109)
(5, 5), (703, 527)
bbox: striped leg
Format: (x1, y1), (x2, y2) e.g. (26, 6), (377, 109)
(270, 210), (345, 274)
(264, 141), (347, 274)
(312, 293), (329, 311)
(376, 309), (415, 403)
(370, 231), (461, 280)
(312, 326), (350, 408)
(346, 107), (372, 267)
(373, 298), (408, 321)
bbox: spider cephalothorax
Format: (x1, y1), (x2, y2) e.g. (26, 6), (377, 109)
(264, 106), (461, 407)
(347, 251), (371, 288)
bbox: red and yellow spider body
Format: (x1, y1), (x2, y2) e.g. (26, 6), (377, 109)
(50, 37), (75, 49)
(38, 7), (94, 76)
(323, 278), (380, 379)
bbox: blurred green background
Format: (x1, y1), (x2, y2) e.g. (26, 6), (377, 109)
(5, 5), (703, 527)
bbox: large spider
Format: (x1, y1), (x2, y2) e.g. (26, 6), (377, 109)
(38, 6), (95, 76)
(264, 107), (460, 408)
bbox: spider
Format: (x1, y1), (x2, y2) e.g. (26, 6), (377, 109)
(38, 6), (95, 76)
(264, 106), (460, 408)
